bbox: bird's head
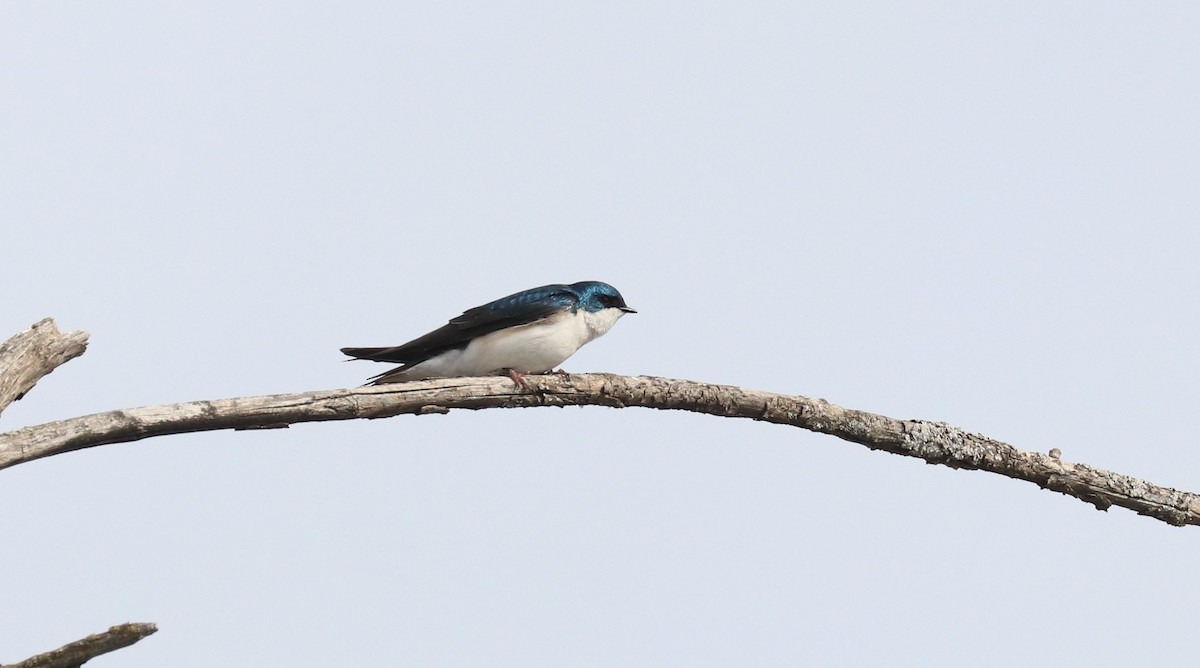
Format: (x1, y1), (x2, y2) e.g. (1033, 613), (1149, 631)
(572, 281), (636, 315)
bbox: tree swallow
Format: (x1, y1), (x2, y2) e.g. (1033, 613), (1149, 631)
(341, 281), (636, 385)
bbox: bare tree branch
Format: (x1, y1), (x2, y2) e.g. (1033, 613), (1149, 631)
(0, 319), (89, 417)
(1, 623), (156, 668)
(1, 373), (1197, 526)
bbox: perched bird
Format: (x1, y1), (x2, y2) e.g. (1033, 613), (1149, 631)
(341, 281), (636, 385)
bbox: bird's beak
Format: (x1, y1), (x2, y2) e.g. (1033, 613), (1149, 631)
(620, 306), (637, 314)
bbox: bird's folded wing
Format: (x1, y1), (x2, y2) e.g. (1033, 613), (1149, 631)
(341, 284), (579, 363)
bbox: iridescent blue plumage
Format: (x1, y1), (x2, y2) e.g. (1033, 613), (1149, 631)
(341, 281), (635, 384)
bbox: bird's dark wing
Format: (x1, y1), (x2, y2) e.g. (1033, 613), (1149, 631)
(340, 284), (581, 364)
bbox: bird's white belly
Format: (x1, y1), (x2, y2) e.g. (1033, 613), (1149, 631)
(457, 311), (591, 374)
(406, 309), (622, 378)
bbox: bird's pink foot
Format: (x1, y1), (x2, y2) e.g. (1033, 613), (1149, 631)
(505, 368), (532, 391)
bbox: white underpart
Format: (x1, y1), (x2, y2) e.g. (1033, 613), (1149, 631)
(400, 307), (628, 379)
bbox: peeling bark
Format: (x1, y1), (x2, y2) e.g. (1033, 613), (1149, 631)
(0, 319), (89, 416)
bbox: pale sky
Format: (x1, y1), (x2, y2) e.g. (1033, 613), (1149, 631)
(3, 2), (1199, 666)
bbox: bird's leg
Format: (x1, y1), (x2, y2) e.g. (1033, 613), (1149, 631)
(505, 368), (532, 391)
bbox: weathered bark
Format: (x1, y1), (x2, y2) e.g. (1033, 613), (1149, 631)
(2, 372), (1198, 526)
(2, 322), (1198, 666)
(1, 623), (156, 668)
(0, 319), (89, 416)
(3, 318), (1198, 530)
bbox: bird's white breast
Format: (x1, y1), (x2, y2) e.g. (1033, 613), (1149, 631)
(403, 307), (628, 378)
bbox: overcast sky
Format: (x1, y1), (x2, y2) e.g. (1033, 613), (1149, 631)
(3, 2), (1199, 666)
